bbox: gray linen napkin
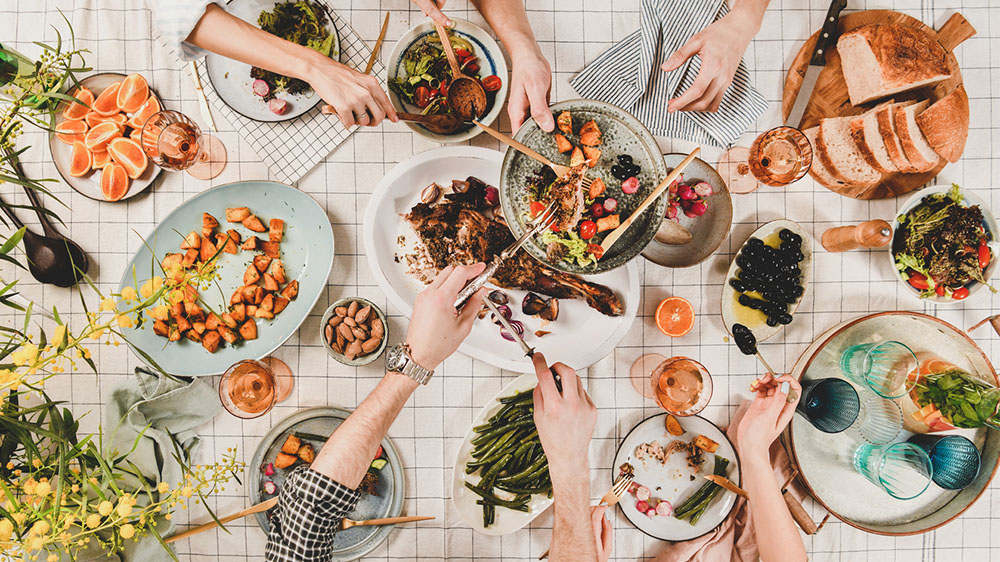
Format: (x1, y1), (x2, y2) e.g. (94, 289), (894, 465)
(570, 0), (768, 148)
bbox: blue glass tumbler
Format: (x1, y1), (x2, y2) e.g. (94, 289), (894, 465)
(796, 378), (860, 433)
(908, 434), (982, 490)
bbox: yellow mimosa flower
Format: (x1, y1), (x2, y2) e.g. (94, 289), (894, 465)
(51, 325), (66, 349)
(156, 482), (169, 494)
(29, 520), (48, 535)
(119, 523), (135, 539)
(120, 286), (138, 301)
(33, 482), (50, 497)
(115, 315), (134, 329)
(97, 501), (113, 516)
(85, 514), (100, 529)
(99, 298), (116, 312)
(115, 502), (132, 518)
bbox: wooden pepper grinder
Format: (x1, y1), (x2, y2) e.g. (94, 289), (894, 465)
(821, 220), (892, 252)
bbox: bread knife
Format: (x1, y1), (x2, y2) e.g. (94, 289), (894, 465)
(786, 0), (848, 128)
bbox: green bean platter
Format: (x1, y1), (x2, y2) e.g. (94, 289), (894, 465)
(452, 373), (555, 535)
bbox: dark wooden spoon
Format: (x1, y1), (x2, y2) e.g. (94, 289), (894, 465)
(397, 112), (465, 134)
(433, 21), (487, 121)
(0, 191), (88, 287)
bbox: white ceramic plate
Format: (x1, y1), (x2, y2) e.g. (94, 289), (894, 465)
(889, 185), (999, 305)
(362, 146), (639, 372)
(451, 373), (552, 535)
(204, 0), (340, 122)
(721, 219), (812, 344)
(613, 413), (740, 541)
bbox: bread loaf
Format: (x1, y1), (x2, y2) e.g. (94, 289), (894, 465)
(804, 126), (850, 190)
(817, 117), (882, 187)
(915, 86), (969, 163)
(838, 24), (951, 105)
(875, 101), (918, 173)
(895, 100), (941, 173)
(849, 103), (897, 174)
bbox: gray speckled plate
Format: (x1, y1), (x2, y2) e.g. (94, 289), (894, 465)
(641, 154), (733, 268)
(249, 407), (404, 561)
(499, 99), (668, 274)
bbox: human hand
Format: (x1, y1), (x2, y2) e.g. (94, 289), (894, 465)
(531, 353), (596, 483)
(309, 56), (398, 128)
(660, 11), (757, 113)
(405, 264), (487, 370)
(736, 374), (801, 463)
(411, 0), (450, 26)
(508, 51), (554, 132)
(591, 505), (613, 562)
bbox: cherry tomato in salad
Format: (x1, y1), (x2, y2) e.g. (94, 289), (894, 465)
(429, 88), (439, 98)
(579, 220), (597, 240)
(979, 242), (991, 270)
(482, 75), (502, 92)
(455, 48), (472, 61)
(415, 86), (431, 108)
(587, 244), (605, 260)
(464, 62), (480, 74)
(908, 271), (930, 290)
(935, 284), (946, 297)
(529, 201), (546, 218)
(952, 287), (970, 300)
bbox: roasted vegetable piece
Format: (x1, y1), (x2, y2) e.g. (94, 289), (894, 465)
(242, 215), (267, 232)
(241, 236), (259, 251)
(244, 264), (262, 285)
(253, 254), (272, 273)
(226, 207), (251, 222)
(272, 297), (290, 314)
(588, 177), (606, 199)
(153, 320), (169, 337)
(269, 260), (287, 284)
(274, 452), (298, 469)
(240, 318), (259, 340)
(694, 434), (719, 453)
(201, 330), (221, 353)
(297, 443), (315, 463)
(665, 414), (684, 436)
(181, 231), (201, 249)
(199, 237), (219, 262)
(203, 212), (219, 230)
(280, 279), (299, 300)
(581, 145), (601, 167)
(280, 434), (301, 455)
(557, 111), (572, 134)
(269, 218), (284, 243)
(579, 120), (601, 146)
(569, 146), (585, 167)
(261, 241), (281, 259)
(554, 134), (573, 153)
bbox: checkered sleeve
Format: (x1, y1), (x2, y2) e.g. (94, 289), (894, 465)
(264, 466), (363, 562)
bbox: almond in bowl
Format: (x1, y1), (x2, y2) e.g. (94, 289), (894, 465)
(321, 298), (387, 366)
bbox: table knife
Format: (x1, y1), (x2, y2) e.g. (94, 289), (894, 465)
(785, 0), (848, 128)
(189, 61), (217, 132)
(705, 475), (748, 499)
(483, 298), (564, 392)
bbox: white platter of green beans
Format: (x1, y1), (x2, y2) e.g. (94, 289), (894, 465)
(451, 373), (554, 535)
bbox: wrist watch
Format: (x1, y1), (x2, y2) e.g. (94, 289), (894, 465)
(385, 343), (434, 385)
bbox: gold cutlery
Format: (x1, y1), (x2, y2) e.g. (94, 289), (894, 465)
(705, 474), (748, 499)
(165, 497), (278, 544)
(473, 121), (594, 189)
(341, 515), (435, 529)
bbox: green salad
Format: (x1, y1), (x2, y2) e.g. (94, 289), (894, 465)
(252, 1), (336, 98)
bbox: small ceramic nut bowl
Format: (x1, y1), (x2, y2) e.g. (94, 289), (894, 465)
(320, 297), (388, 366)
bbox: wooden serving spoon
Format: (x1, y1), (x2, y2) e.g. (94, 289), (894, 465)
(433, 20), (487, 121)
(397, 112), (465, 134)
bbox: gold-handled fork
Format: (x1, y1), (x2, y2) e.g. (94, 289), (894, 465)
(538, 473), (634, 559)
(473, 121), (593, 189)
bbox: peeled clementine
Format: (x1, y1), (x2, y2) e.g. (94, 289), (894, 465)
(84, 122), (123, 152)
(92, 81), (122, 116)
(92, 150), (111, 169)
(655, 297), (695, 337)
(107, 137), (148, 179)
(127, 96), (160, 130)
(69, 141), (92, 177)
(85, 111), (127, 129)
(55, 120), (88, 145)
(116, 74), (149, 114)
(100, 162), (130, 202)
(62, 87), (94, 121)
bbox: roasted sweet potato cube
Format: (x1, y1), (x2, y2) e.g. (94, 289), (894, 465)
(231, 303), (246, 323)
(185, 330), (202, 343)
(153, 320), (169, 337)
(168, 326), (182, 342)
(205, 313), (221, 332)
(260, 293), (274, 312)
(226, 207), (251, 223)
(272, 296), (290, 314)
(170, 301), (184, 319)
(244, 265), (261, 286)
(214, 232), (227, 248)
(180, 231), (201, 250)
(253, 254), (272, 273)
(269, 260), (287, 284)
(222, 230), (240, 254)
(161, 253), (183, 270)
(184, 303), (205, 320)
(202, 227), (213, 238)
(183, 285), (199, 305)
(554, 134), (573, 153)
(175, 315), (192, 333)
(579, 120), (602, 146)
(297, 443), (315, 464)
(192, 321), (206, 334)
(218, 325), (238, 344)
(203, 212), (219, 230)
(182, 248), (199, 267)
(246, 304), (258, 316)
(230, 290), (244, 305)
(557, 110), (572, 134)
(581, 145), (601, 167)
(240, 318), (258, 340)
(262, 273), (279, 292)
(254, 308), (275, 319)
(261, 241), (281, 259)
(694, 434), (719, 453)
(269, 218), (284, 243)
(242, 215), (267, 233)
(588, 177), (606, 199)
(253, 286), (265, 305)
(280, 434), (301, 455)
(280, 280), (299, 300)
(241, 236), (259, 251)
(570, 146), (585, 167)
(221, 312), (238, 329)
(201, 330), (221, 353)
(199, 237), (218, 262)
(274, 452), (297, 469)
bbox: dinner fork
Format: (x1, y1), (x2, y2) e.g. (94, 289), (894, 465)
(453, 201), (557, 309)
(473, 121), (593, 189)
(539, 473), (633, 559)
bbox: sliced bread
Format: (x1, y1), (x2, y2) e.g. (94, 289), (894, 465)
(838, 24), (951, 105)
(849, 103), (897, 174)
(816, 117), (882, 187)
(915, 86), (969, 163)
(875, 101), (918, 173)
(804, 126), (849, 190)
(895, 100), (941, 173)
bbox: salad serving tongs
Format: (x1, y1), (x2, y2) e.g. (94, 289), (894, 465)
(453, 201), (557, 309)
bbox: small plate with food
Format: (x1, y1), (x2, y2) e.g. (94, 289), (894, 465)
(117, 180), (334, 376)
(249, 407), (404, 560)
(499, 99), (669, 274)
(205, 0), (340, 121)
(452, 373), (553, 535)
(363, 146), (639, 372)
(721, 219), (812, 345)
(50, 72), (163, 202)
(613, 413), (740, 542)
(890, 184), (998, 304)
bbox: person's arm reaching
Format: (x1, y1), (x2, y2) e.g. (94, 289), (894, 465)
(661, 0), (771, 112)
(735, 373), (807, 562)
(183, 4), (397, 128)
(531, 354), (599, 562)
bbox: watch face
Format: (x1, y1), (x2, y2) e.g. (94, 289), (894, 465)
(386, 345), (404, 370)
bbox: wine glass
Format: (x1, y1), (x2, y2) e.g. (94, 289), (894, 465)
(141, 110), (227, 180)
(648, 356), (713, 417)
(717, 126), (813, 194)
(219, 358), (293, 418)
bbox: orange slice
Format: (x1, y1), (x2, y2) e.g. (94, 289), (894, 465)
(85, 111), (127, 128)
(655, 297), (695, 337)
(62, 87), (94, 121)
(100, 162), (130, 201)
(69, 141), (92, 177)
(127, 96), (160, 130)
(107, 137), (148, 179)
(84, 121), (123, 152)
(92, 81), (122, 116)
(129, 127), (142, 143)
(116, 73), (149, 114)
(55, 120), (88, 145)
(91, 149), (111, 169)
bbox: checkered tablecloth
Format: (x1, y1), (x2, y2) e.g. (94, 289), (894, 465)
(3, 0), (1000, 560)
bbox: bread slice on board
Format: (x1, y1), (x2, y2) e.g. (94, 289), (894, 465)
(838, 24), (951, 105)
(804, 126), (850, 190)
(817, 117), (883, 187)
(876, 101), (918, 173)
(915, 86), (969, 163)
(850, 103), (897, 174)
(895, 100), (941, 173)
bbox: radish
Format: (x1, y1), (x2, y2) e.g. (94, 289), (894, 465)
(646, 508), (657, 518)
(262, 462), (275, 477)
(689, 201), (707, 216)
(678, 184), (695, 200)
(252, 79), (270, 97)
(668, 179), (679, 196)
(655, 500), (673, 516)
(666, 206), (678, 220)
(635, 485), (651, 501)
(603, 198), (618, 213)
(635, 500), (649, 513)
(269, 98), (288, 115)
(621, 176), (639, 194)
(627, 482), (640, 494)
(693, 181), (714, 197)
(263, 480), (277, 495)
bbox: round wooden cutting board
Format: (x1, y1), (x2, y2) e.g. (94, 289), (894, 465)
(782, 11), (975, 200)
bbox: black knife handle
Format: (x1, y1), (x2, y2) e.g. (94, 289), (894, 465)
(810, 0), (848, 66)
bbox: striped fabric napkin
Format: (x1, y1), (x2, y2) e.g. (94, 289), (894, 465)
(570, 0), (767, 148)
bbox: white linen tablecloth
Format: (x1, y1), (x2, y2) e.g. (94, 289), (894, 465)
(2, 0), (999, 560)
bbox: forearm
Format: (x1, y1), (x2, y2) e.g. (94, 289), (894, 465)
(470, 0), (542, 58)
(741, 453), (806, 562)
(311, 372), (418, 489)
(731, 0), (771, 33)
(549, 471), (598, 562)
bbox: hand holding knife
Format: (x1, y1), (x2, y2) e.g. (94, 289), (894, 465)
(785, 0), (848, 127)
(482, 297), (562, 393)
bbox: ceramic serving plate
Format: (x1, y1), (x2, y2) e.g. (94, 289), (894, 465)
(386, 18), (507, 143)
(205, 0), (340, 122)
(362, 146), (639, 372)
(641, 154), (733, 268)
(613, 413), (740, 541)
(788, 312), (999, 535)
(889, 185), (999, 305)
(50, 72), (163, 202)
(499, 99), (669, 275)
(249, 407), (404, 560)
(117, 180), (334, 376)
(452, 373), (552, 535)
(720, 219), (812, 344)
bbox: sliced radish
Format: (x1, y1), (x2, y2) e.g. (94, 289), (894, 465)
(263, 480), (277, 495)
(252, 79), (270, 97)
(646, 508), (657, 518)
(269, 98), (288, 115)
(666, 206), (678, 219)
(621, 176), (639, 194)
(627, 482), (639, 494)
(635, 500), (649, 513)
(603, 198), (618, 213)
(693, 181), (714, 197)
(635, 485), (651, 501)
(655, 500), (672, 516)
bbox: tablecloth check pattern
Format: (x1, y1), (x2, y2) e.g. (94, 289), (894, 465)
(1, 0), (999, 561)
